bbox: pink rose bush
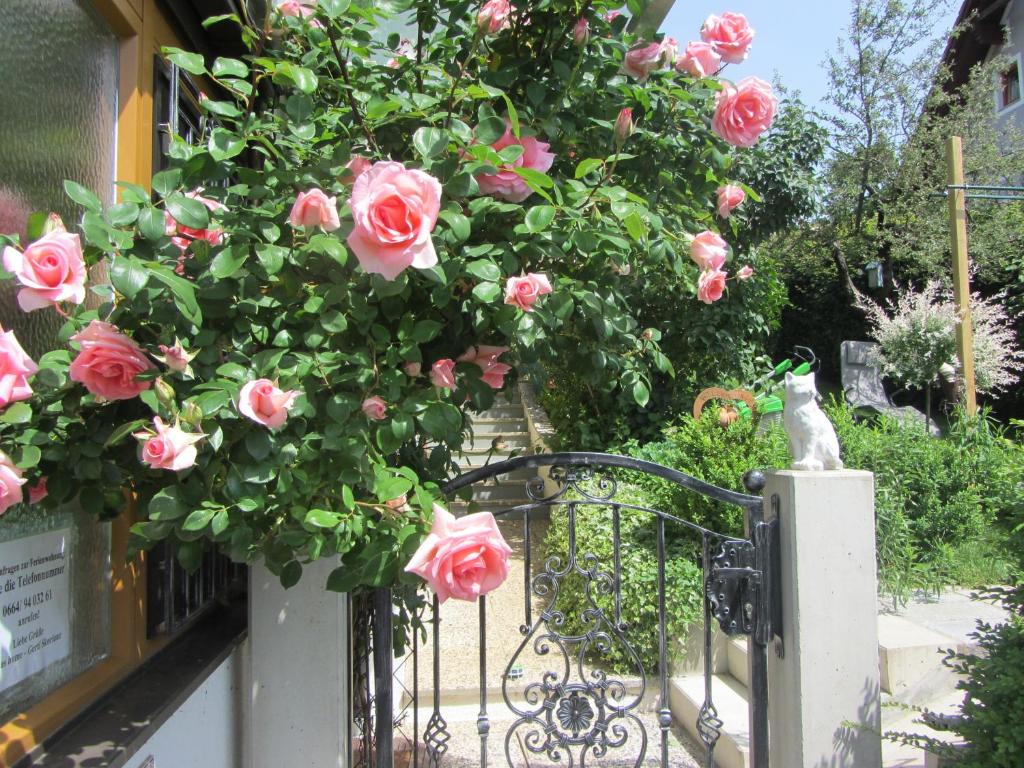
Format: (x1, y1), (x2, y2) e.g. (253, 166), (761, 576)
(70, 321), (155, 401)
(289, 188), (340, 231)
(475, 124), (555, 203)
(135, 417), (203, 471)
(716, 185), (746, 218)
(701, 12), (755, 64)
(504, 273), (552, 312)
(430, 359), (457, 390)
(712, 77), (777, 147)
(0, 451), (25, 516)
(0, 325), (37, 408)
(676, 41), (722, 78)
(28, 478), (47, 505)
(698, 268), (728, 304)
(0, 3), (784, 597)
(623, 40), (675, 82)
(405, 504), (512, 603)
(477, 0), (511, 35)
(690, 231), (728, 271)
(614, 108), (635, 145)
(2, 231), (86, 312)
(361, 396), (387, 420)
(239, 379), (300, 430)
(459, 346), (512, 389)
(347, 161), (442, 280)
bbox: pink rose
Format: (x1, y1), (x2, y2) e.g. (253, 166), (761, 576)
(716, 185), (746, 218)
(698, 269), (728, 304)
(737, 265), (754, 281)
(701, 12), (754, 64)
(239, 378), (300, 430)
(28, 477), (47, 505)
(288, 188), (340, 232)
(430, 359), (456, 390)
(343, 155), (373, 186)
(135, 416), (203, 471)
(158, 341), (196, 374)
(0, 325), (37, 408)
(690, 231), (728, 271)
(403, 361), (422, 377)
(361, 396), (387, 420)
(0, 452), (26, 516)
(459, 345), (512, 390)
(614, 108), (634, 145)
(70, 320), (155, 401)
(405, 504), (513, 603)
(475, 123), (555, 203)
(676, 41), (722, 77)
(504, 273), (552, 312)
(477, 0), (511, 34)
(165, 189), (226, 246)
(2, 231), (86, 312)
(712, 77), (777, 148)
(347, 161), (442, 280)
(623, 41), (665, 82)
(276, 0), (320, 24)
(385, 494), (408, 510)
(573, 17), (590, 46)
(661, 36), (679, 62)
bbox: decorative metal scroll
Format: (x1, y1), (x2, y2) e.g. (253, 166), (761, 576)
(369, 452), (775, 768)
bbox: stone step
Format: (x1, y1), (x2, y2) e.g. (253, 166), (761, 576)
(881, 688), (966, 767)
(466, 432), (531, 451)
(669, 673), (750, 768)
(468, 482), (537, 503)
(474, 405), (525, 419)
(467, 418), (530, 435)
(727, 637), (749, 689)
(877, 614), (966, 702)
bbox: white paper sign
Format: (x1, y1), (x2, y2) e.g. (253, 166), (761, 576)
(0, 530), (71, 692)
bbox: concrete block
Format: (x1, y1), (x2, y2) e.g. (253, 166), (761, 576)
(670, 673), (750, 768)
(765, 469), (882, 768)
(247, 559), (349, 768)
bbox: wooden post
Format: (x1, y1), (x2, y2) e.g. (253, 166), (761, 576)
(945, 136), (978, 416)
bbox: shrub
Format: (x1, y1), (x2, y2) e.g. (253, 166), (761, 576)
(627, 410), (790, 536)
(542, 487), (705, 673)
(943, 587), (1024, 767)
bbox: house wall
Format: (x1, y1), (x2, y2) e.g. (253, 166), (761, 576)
(993, 0), (1024, 132)
(122, 643), (246, 768)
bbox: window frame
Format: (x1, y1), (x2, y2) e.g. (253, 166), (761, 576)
(995, 52), (1024, 115)
(0, 1), (193, 762)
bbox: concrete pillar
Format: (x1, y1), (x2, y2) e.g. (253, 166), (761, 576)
(765, 470), (882, 768)
(246, 559), (349, 768)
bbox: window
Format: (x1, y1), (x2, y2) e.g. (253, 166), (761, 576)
(0, 0), (119, 728)
(147, 59), (244, 638)
(997, 58), (1022, 112)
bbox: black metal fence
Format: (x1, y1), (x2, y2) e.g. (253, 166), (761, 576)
(355, 453), (778, 768)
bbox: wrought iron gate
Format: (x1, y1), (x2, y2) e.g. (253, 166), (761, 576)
(356, 452), (779, 768)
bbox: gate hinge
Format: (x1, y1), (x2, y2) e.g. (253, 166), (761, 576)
(705, 520), (777, 644)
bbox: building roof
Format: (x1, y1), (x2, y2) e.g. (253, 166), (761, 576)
(940, 0), (1012, 91)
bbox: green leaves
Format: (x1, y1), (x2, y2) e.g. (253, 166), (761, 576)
(413, 127), (448, 158)
(209, 128), (246, 161)
(110, 256), (150, 299)
(163, 47), (206, 75)
(165, 195), (210, 229)
(63, 181), (101, 213)
(525, 205), (556, 232)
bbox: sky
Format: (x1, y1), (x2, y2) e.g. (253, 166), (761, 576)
(660, 1), (962, 113)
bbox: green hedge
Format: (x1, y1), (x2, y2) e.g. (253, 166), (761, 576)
(542, 405), (1022, 669)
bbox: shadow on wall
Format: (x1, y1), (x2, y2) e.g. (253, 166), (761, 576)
(816, 675), (883, 768)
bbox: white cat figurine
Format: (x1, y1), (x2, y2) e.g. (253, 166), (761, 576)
(782, 372), (843, 471)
